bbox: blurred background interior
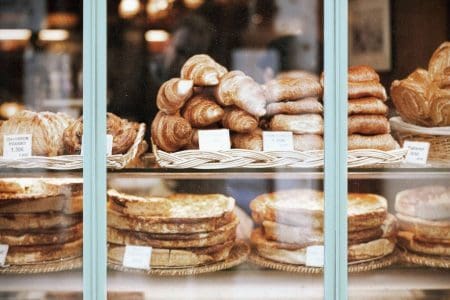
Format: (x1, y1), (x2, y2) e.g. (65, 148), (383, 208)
(0, 0), (448, 123)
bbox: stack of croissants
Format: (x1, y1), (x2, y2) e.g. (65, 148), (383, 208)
(391, 42), (450, 127)
(151, 54), (325, 152)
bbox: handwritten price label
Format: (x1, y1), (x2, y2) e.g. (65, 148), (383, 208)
(3, 134), (32, 158)
(263, 131), (294, 151)
(198, 129), (231, 151)
(403, 141), (430, 165)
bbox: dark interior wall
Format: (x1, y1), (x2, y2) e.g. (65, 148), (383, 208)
(380, 0), (449, 89)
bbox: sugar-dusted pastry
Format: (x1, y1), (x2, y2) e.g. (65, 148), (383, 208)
(348, 81), (387, 100)
(266, 97), (323, 116)
(151, 111), (192, 152)
(348, 115), (390, 135)
(269, 114), (324, 135)
(293, 134), (324, 151)
(348, 65), (381, 82)
(348, 97), (388, 115)
(348, 134), (400, 151)
(264, 78), (322, 102)
(156, 78), (194, 114)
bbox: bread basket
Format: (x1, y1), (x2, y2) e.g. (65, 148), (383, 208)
(390, 117), (450, 162)
(0, 123), (147, 170)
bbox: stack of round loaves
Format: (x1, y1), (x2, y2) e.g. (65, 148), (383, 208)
(107, 189), (240, 268)
(250, 189), (397, 266)
(395, 186), (450, 265)
(346, 65), (400, 151)
(0, 178), (83, 266)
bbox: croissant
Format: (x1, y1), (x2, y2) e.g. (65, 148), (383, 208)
(151, 112), (192, 152)
(348, 115), (390, 135)
(231, 129), (263, 151)
(348, 98), (388, 115)
(348, 65), (380, 82)
(293, 134), (324, 151)
(269, 114), (323, 135)
(429, 85), (450, 126)
(266, 97), (323, 116)
(156, 78), (194, 114)
(63, 113), (138, 155)
(428, 42), (450, 80)
(181, 94), (224, 127)
(264, 78), (323, 102)
(348, 134), (400, 151)
(215, 71), (267, 116)
(390, 69), (433, 126)
(221, 107), (258, 133)
(348, 81), (387, 100)
(0, 110), (74, 156)
(181, 54), (227, 86)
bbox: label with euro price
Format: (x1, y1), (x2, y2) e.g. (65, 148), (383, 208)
(263, 131), (294, 151)
(403, 140), (430, 165)
(3, 134), (32, 159)
(198, 129), (231, 151)
(123, 245), (152, 270)
(0, 244), (9, 266)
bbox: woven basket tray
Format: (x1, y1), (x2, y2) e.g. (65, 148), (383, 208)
(248, 248), (399, 273)
(390, 117), (450, 161)
(108, 240), (250, 276)
(152, 142), (407, 169)
(399, 249), (450, 268)
(0, 123), (146, 170)
(0, 256), (82, 274)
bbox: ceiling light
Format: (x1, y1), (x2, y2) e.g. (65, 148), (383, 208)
(183, 0), (204, 9)
(0, 29), (32, 41)
(145, 30), (170, 42)
(119, 0), (141, 18)
(38, 29), (69, 41)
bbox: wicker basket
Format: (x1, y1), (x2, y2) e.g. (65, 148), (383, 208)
(0, 123), (147, 170)
(390, 117), (450, 162)
(152, 141), (407, 169)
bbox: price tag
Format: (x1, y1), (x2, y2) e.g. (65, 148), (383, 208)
(106, 134), (113, 156)
(0, 244), (9, 266)
(403, 141), (430, 165)
(123, 245), (152, 270)
(3, 134), (32, 158)
(305, 245), (324, 267)
(263, 131), (294, 151)
(198, 129), (231, 151)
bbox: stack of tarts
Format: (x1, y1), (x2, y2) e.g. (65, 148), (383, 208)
(396, 186), (450, 268)
(249, 189), (398, 272)
(0, 178), (82, 272)
(107, 190), (249, 274)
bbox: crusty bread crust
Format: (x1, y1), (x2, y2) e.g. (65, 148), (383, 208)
(0, 194), (82, 214)
(6, 239), (82, 265)
(0, 212), (81, 230)
(398, 231), (450, 256)
(397, 213), (450, 242)
(108, 240), (234, 267)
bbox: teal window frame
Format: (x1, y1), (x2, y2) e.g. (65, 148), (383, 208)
(81, 0), (348, 299)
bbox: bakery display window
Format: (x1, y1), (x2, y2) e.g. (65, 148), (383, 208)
(0, 0), (84, 298)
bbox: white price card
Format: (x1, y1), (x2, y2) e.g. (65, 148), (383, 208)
(106, 134), (113, 156)
(123, 245), (152, 270)
(305, 245), (324, 267)
(263, 131), (294, 151)
(0, 244), (8, 266)
(403, 140), (430, 165)
(198, 129), (231, 151)
(3, 134), (32, 159)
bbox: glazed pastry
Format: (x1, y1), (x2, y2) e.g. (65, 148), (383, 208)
(348, 65), (380, 82)
(348, 81), (387, 100)
(348, 134), (400, 151)
(348, 115), (390, 135)
(390, 69), (433, 126)
(264, 78), (322, 102)
(428, 42), (450, 80)
(293, 134), (324, 151)
(181, 94), (224, 128)
(266, 97), (323, 116)
(348, 98), (388, 115)
(215, 71), (267, 117)
(156, 78), (194, 114)
(269, 114), (324, 135)
(221, 107), (258, 133)
(231, 129), (263, 151)
(0, 110), (74, 156)
(63, 113), (139, 155)
(429, 85), (450, 126)
(180, 54), (227, 86)
(151, 111), (192, 152)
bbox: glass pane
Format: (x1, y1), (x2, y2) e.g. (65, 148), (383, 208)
(107, 0), (325, 299)
(0, 0), (83, 298)
(348, 0), (450, 298)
